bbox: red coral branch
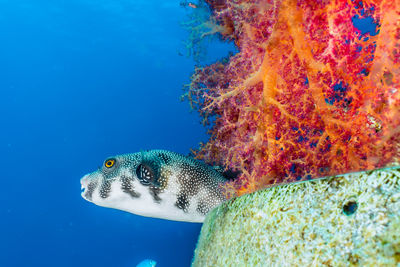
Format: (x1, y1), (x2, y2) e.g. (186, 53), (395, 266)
(187, 0), (400, 197)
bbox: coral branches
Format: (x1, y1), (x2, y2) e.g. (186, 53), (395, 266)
(186, 0), (400, 197)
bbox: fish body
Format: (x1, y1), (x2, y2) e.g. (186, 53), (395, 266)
(80, 150), (228, 222)
(136, 259), (156, 267)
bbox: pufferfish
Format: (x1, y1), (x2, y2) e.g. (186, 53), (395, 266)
(80, 150), (236, 223)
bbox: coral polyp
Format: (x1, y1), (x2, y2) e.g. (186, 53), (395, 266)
(186, 0), (400, 197)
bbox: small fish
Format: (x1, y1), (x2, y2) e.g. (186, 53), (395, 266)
(80, 150), (233, 222)
(188, 2), (197, 8)
(136, 259), (156, 267)
(180, 1), (198, 9)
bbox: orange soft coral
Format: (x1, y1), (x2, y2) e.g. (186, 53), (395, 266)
(186, 0), (400, 198)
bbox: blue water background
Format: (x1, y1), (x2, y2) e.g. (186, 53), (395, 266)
(0, 1), (234, 266)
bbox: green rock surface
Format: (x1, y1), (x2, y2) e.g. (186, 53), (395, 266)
(192, 167), (400, 266)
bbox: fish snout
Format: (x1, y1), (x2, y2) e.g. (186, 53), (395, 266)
(80, 174), (95, 201)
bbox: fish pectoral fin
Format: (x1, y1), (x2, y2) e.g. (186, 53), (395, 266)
(136, 151), (162, 187)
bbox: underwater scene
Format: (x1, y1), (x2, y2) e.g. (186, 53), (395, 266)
(2, 0), (400, 266)
(0, 0), (233, 266)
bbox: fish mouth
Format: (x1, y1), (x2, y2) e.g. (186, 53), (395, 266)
(80, 174), (99, 202)
(80, 174), (89, 200)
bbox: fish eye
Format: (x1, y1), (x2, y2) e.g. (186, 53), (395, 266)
(104, 158), (116, 168)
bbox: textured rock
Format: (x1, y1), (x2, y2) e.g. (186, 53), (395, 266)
(192, 167), (400, 266)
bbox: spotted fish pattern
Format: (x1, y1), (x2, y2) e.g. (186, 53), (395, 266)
(80, 150), (230, 222)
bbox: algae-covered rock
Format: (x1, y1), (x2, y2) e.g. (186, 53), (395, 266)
(192, 167), (400, 266)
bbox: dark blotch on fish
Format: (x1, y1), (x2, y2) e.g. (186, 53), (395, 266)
(121, 175), (140, 198)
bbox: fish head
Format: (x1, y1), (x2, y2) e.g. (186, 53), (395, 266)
(80, 152), (170, 219)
